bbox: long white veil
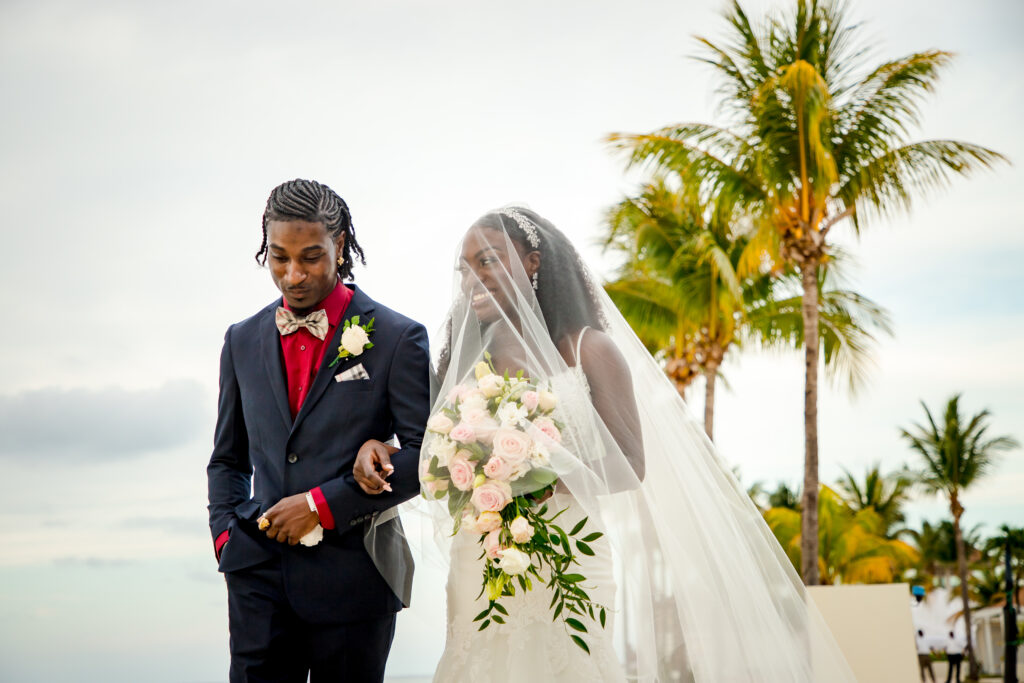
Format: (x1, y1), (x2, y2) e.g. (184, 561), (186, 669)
(410, 206), (857, 682)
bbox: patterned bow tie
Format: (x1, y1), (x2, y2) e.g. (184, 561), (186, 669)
(275, 307), (329, 340)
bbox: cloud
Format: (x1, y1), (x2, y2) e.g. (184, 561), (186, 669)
(0, 380), (208, 460)
(52, 556), (136, 568)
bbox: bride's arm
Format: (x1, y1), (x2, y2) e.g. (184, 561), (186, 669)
(578, 329), (645, 481)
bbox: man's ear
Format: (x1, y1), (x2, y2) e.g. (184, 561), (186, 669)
(335, 232), (346, 261)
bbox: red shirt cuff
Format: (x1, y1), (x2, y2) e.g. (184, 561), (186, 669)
(310, 487), (335, 530)
(214, 530), (230, 560)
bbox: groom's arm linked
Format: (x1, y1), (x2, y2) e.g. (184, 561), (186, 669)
(314, 321), (430, 523)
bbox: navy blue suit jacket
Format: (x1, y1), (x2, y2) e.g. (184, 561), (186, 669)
(206, 285), (429, 624)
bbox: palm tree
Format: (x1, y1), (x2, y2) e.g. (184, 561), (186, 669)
(983, 525), (1024, 609)
(901, 394), (1019, 679)
(604, 178), (890, 441)
(607, 0), (1006, 585)
(765, 485), (918, 584)
(836, 463), (914, 537)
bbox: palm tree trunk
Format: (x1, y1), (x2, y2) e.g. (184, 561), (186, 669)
(703, 364), (717, 441)
(951, 502), (979, 680)
(799, 259), (821, 585)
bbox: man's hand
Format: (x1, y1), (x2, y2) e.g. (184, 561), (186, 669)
(260, 494), (319, 545)
(354, 439), (399, 495)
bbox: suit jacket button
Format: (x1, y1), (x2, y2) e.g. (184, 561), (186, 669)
(287, 453), (298, 464)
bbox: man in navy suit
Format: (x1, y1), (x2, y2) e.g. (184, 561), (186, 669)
(207, 179), (429, 682)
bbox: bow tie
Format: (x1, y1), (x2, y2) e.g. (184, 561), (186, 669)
(275, 307), (329, 340)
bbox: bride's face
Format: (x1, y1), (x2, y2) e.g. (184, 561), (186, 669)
(459, 226), (537, 323)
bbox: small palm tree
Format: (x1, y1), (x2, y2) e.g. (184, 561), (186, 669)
(836, 463), (914, 538)
(765, 485), (918, 584)
(983, 525), (1024, 609)
(608, 0), (1007, 586)
(901, 394), (1019, 679)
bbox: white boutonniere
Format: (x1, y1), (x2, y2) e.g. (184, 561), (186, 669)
(330, 315), (375, 366)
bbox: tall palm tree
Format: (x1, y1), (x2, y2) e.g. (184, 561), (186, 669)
(983, 525), (1024, 609)
(604, 178), (890, 441)
(836, 463), (914, 538)
(901, 394), (1019, 679)
(607, 0), (1006, 585)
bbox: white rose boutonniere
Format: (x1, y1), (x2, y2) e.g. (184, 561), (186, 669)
(330, 315), (375, 366)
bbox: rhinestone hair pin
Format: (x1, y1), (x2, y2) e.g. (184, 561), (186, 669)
(496, 207), (540, 249)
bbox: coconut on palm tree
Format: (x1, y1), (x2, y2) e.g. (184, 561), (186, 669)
(901, 394), (1019, 680)
(607, 0), (1006, 585)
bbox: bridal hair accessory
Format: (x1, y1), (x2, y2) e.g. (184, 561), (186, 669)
(531, 272), (539, 290)
(497, 207), (540, 249)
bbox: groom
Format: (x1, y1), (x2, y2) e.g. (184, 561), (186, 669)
(207, 179), (429, 682)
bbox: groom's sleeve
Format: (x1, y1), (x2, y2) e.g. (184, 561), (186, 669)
(206, 326), (253, 558)
(314, 320), (430, 528)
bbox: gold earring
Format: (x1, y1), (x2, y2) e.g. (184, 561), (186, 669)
(337, 256), (344, 266)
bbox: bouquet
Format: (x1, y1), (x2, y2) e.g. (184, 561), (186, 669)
(420, 353), (607, 654)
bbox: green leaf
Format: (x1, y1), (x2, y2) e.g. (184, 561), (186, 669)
(571, 635), (590, 654)
(492, 615), (505, 625)
(493, 602), (508, 616)
(561, 573), (585, 583)
(552, 602), (564, 620)
(351, 315), (360, 325)
(575, 541), (595, 556)
(478, 620), (490, 631)
(566, 618), (588, 633)
(473, 608), (490, 622)
(600, 608), (606, 628)
(569, 517), (589, 536)
(582, 532), (603, 543)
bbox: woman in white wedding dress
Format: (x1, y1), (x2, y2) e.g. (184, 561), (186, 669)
(367, 206), (859, 682)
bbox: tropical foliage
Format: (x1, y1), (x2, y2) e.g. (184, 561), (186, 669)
(607, 0), (1006, 586)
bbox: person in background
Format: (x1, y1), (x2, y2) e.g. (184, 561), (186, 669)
(944, 628), (965, 683)
(917, 629), (937, 683)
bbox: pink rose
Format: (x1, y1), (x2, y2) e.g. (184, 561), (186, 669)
(521, 391), (540, 412)
(510, 516), (535, 543)
(459, 407), (489, 426)
(483, 455), (513, 481)
(483, 529), (502, 560)
(532, 416), (562, 443)
(449, 423), (477, 444)
(447, 454), (476, 492)
(471, 479), (512, 513)
(476, 510), (502, 533)
(491, 427), (532, 466)
(459, 390), (488, 412)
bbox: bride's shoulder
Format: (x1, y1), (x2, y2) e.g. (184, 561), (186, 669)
(577, 328), (629, 373)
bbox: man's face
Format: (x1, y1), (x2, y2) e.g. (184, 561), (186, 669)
(266, 220), (343, 313)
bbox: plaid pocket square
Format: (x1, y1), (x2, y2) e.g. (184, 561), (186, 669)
(335, 363), (370, 382)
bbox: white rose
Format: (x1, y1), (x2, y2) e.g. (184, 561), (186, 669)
(528, 441), (551, 467)
(299, 524), (324, 547)
(497, 547), (532, 575)
(426, 414), (454, 435)
(340, 325), (370, 356)
(459, 390), (488, 412)
(427, 435), (457, 466)
(478, 374), (503, 398)
(496, 401), (529, 427)
(509, 516), (535, 544)
(538, 390), (557, 412)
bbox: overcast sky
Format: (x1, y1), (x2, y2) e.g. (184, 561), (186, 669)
(1, 0), (1021, 680)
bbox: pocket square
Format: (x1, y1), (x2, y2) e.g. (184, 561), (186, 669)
(335, 363), (370, 382)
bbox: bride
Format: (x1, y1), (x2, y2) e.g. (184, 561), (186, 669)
(364, 206), (858, 682)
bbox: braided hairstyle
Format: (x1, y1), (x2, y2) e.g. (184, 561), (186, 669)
(255, 179), (366, 280)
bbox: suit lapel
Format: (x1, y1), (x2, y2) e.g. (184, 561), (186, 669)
(260, 304), (293, 429)
(291, 286), (377, 433)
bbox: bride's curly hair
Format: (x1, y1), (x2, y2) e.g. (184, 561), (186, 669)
(436, 207), (606, 378)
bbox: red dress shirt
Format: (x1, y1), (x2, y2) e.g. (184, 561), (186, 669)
(214, 281), (352, 559)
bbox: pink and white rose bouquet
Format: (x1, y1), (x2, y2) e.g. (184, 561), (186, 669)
(420, 352), (607, 655)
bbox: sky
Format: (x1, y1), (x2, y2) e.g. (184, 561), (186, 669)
(0, 0), (1021, 680)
